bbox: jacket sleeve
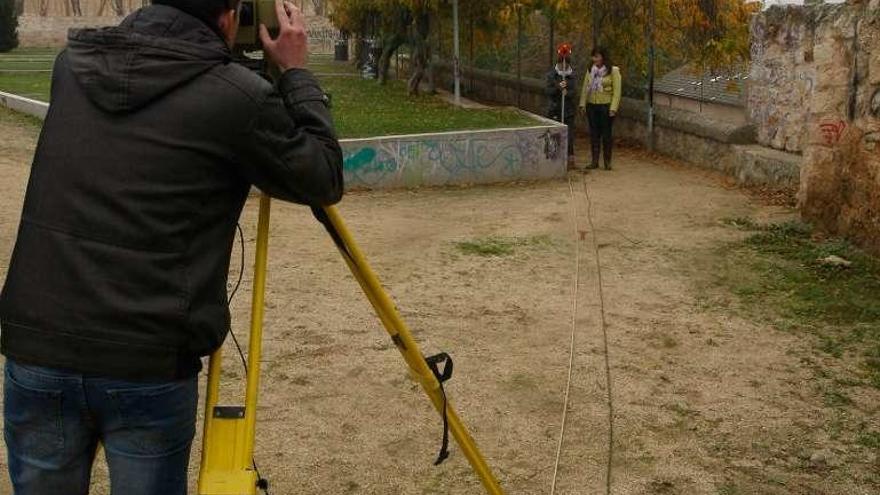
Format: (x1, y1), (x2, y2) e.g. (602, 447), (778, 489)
(579, 72), (590, 108)
(234, 69), (344, 206)
(545, 71), (559, 97)
(611, 67), (622, 113)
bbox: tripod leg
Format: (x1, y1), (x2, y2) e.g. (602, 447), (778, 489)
(320, 206), (504, 495)
(199, 195), (272, 495)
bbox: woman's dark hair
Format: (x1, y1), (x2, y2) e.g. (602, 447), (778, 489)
(152, 0), (239, 31)
(591, 46), (612, 68)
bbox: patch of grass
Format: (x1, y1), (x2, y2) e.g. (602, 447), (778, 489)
(320, 75), (535, 138)
(857, 431), (880, 449)
(0, 106), (42, 129)
(721, 216), (761, 230)
(717, 483), (742, 495)
(454, 235), (553, 257)
(0, 48), (57, 101)
(666, 402), (698, 420)
(716, 219), (880, 387)
(823, 389), (853, 407)
(0, 72), (52, 101)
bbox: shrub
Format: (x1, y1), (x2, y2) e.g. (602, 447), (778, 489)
(0, 0), (19, 53)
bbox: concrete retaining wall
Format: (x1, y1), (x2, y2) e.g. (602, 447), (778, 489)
(0, 91), (567, 190)
(340, 119), (567, 189)
(0, 91), (48, 119)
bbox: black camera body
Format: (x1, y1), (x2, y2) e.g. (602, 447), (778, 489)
(235, 0), (278, 49)
(232, 0), (279, 73)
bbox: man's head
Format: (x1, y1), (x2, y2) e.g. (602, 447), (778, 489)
(152, 0), (242, 46)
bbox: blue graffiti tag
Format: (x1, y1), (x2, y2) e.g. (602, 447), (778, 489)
(343, 146), (400, 188)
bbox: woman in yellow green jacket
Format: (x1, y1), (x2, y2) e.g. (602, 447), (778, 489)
(578, 47), (621, 170)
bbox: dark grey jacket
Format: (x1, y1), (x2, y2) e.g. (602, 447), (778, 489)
(545, 65), (578, 120)
(0, 5), (344, 380)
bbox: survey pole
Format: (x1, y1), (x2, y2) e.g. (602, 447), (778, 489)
(453, 0), (461, 106)
(647, 0), (655, 151)
(516, 3), (523, 108)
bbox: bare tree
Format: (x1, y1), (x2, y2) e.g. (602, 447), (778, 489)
(407, 8), (434, 96)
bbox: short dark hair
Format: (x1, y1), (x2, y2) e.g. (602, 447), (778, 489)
(152, 0), (239, 30)
(591, 46), (612, 68)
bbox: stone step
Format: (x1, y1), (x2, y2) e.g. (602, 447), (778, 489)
(730, 144), (802, 187)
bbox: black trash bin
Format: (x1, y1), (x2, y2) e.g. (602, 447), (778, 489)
(334, 40), (349, 62)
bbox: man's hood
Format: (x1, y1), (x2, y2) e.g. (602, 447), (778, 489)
(66, 5), (231, 114)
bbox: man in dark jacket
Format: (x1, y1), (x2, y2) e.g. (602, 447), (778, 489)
(545, 42), (577, 170)
(0, 0), (343, 492)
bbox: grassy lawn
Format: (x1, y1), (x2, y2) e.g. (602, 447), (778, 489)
(715, 219), (880, 388)
(0, 48), (57, 101)
(699, 218), (880, 476)
(0, 50), (538, 137)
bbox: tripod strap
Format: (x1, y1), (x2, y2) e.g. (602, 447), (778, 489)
(313, 206), (457, 466)
(425, 352), (454, 465)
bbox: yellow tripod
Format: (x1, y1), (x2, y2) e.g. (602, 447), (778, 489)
(198, 194), (504, 495)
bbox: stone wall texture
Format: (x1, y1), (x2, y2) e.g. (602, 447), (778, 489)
(752, 1), (880, 253)
(748, 7), (817, 153)
(18, 15), (118, 46)
(16, 0), (333, 47)
(17, 0), (321, 17)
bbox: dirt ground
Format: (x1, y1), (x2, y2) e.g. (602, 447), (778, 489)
(0, 112), (878, 494)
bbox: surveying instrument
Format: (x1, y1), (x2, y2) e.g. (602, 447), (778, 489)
(556, 43), (573, 124)
(196, 2), (504, 494)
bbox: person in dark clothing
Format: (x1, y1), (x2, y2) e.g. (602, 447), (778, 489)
(545, 42), (578, 170)
(578, 46), (622, 170)
(0, 0), (342, 493)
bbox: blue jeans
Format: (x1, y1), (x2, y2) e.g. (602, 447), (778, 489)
(3, 360), (198, 495)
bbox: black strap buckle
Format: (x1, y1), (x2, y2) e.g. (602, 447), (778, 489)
(425, 352), (454, 465)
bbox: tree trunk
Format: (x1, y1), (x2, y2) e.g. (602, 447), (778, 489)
(408, 43), (425, 95)
(378, 33), (405, 85)
(408, 10), (432, 96)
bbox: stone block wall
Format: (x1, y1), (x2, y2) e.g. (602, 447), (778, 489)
(433, 63), (805, 188)
(796, 1), (880, 253)
(751, 1), (879, 253)
(748, 7), (818, 153)
(612, 98), (803, 187)
(16, 0), (332, 47)
(18, 15), (119, 46)
(433, 62), (547, 117)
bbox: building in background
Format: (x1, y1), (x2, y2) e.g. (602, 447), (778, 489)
(653, 64), (747, 123)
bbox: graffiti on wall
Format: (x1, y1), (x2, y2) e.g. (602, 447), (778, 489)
(819, 120), (847, 146)
(341, 127), (566, 189)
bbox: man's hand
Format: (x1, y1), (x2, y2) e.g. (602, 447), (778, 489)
(610, 110), (617, 117)
(260, 0), (309, 72)
(559, 80), (568, 90)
